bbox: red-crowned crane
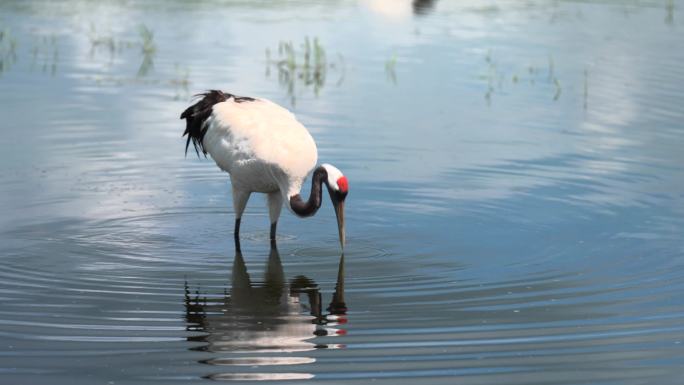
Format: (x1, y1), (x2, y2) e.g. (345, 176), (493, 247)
(180, 90), (348, 250)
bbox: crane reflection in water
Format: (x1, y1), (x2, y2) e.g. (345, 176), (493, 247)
(184, 241), (347, 381)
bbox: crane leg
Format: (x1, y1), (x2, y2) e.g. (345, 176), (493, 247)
(270, 222), (277, 241)
(232, 187), (251, 243)
(234, 218), (241, 244)
(267, 191), (283, 241)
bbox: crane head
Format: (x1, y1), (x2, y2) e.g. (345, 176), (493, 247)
(321, 164), (348, 251)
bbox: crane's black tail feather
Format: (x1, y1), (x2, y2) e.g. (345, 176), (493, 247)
(180, 90), (228, 157)
(180, 90), (255, 157)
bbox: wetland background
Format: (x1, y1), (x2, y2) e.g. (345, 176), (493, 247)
(1, 1), (684, 384)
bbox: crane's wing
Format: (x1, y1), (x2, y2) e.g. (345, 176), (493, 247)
(181, 90), (318, 193)
(180, 90), (255, 157)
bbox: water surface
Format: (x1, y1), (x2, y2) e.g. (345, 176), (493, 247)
(1, 1), (684, 384)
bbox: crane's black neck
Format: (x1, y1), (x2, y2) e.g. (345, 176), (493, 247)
(290, 166), (328, 217)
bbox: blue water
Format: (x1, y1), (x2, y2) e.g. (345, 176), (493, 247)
(1, 1), (683, 384)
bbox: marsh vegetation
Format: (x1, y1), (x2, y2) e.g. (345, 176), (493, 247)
(266, 37), (344, 105)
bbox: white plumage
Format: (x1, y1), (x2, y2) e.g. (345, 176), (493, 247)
(181, 90), (348, 248)
(203, 97), (317, 201)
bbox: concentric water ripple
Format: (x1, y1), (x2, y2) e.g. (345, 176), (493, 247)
(3, 207), (683, 383)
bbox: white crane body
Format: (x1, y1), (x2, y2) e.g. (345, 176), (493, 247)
(202, 97), (318, 202)
(181, 90), (347, 248)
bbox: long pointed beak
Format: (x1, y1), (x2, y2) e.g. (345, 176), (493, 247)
(332, 199), (345, 250)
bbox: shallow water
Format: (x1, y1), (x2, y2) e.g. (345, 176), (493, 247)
(1, 0), (684, 384)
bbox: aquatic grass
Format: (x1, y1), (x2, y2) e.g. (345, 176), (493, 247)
(666, 0), (674, 25)
(139, 25), (156, 55)
(553, 77), (562, 101)
(385, 54), (398, 84)
(480, 51), (566, 104)
(79, 22), (185, 97)
(88, 23), (124, 57)
(87, 23), (157, 77)
(137, 24), (156, 77)
(266, 37), (343, 105)
(0, 27), (18, 75)
(28, 33), (59, 76)
(171, 63), (191, 100)
(584, 68), (589, 111)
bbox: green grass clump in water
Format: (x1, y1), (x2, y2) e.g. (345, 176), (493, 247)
(137, 24), (156, 77)
(0, 27), (18, 75)
(266, 37), (343, 105)
(385, 54), (397, 84)
(171, 64), (190, 100)
(481, 50), (566, 105)
(87, 23), (157, 77)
